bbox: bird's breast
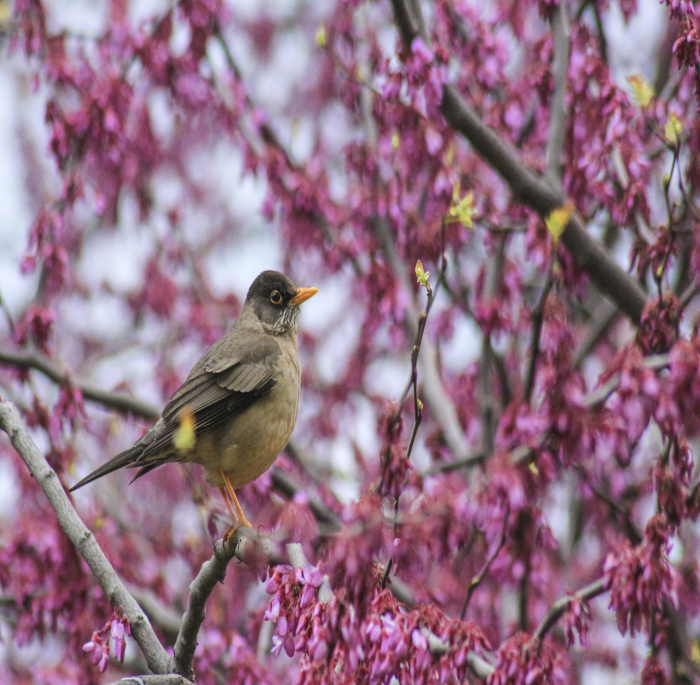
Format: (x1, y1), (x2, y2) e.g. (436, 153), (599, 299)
(202, 341), (301, 489)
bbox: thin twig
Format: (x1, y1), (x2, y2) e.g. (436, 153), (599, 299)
(0, 290), (15, 335)
(374, 218), (470, 461)
(519, 563), (530, 631)
(460, 506), (510, 619)
(680, 282), (700, 310)
(577, 469), (642, 545)
(591, 2), (608, 64)
(523, 276), (553, 403)
(0, 401), (173, 675)
(423, 453), (485, 476)
(386, 227), (447, 565)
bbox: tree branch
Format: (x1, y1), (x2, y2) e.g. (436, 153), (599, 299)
(546, 1), (570, 183)
(0, 348), (160, 420)
(0, 401), (174, 675)
(423, 452), (485, 476)
(426, 631), (495, 679)
(173, 529), (283, 678)
(532, 577), (606, 641)
(104, 677), (192, 685)
(388, 0), (648, 324)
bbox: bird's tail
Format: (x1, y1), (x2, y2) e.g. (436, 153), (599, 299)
(70, 444), (144, 491)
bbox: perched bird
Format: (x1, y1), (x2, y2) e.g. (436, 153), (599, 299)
(71, 271), (318, 533)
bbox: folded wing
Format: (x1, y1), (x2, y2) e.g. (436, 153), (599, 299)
(70, 331), (280, 490)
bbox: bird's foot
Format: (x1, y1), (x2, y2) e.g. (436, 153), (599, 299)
(223, 516), (253, 547)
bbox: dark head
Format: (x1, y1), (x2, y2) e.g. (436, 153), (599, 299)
(245, 270), (318, 334)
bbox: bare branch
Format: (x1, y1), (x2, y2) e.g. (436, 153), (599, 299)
(173, 529), (282, 678)
(532, 577), (606, 641)
(104, 677), (192, 685)
(0, 348), (159, 420)
(546, 1), (570, 183)
(423, 452), (485, 476)
(0, 401), (173, 675)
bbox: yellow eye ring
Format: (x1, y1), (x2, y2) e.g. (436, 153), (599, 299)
(270, 290), (282, 304)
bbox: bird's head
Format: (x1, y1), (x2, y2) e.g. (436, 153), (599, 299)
(246, 270), (318, 335)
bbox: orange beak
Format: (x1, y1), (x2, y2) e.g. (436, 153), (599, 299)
(289, 286), (319, 306)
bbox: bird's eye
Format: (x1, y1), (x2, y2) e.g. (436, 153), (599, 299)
(270, 290), (282, 304)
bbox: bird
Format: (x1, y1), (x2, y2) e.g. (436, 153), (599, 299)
(71, 270), (318, 535)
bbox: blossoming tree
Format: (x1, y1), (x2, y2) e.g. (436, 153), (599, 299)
(1, 0), (700, 683)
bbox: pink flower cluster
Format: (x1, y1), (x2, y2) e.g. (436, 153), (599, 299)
(487, 633), (566, 685)
(82, 609), (131, 672)
(265, 563), (490, 685)
(604, 515), (678, 637)
(561, 597), (590, 648)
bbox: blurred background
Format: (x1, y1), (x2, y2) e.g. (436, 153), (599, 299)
(0, 0), (688, 682)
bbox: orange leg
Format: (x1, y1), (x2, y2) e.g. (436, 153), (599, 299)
(219, 486), (237, 524)
(220, 470), (253, 530)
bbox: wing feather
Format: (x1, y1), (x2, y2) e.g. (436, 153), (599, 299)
(71, 330), (282, 490)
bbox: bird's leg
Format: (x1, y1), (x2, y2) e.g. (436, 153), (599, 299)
(220, 471), (253, 543)
(218, 485), (240, 546)
(219, 486), (237, 524)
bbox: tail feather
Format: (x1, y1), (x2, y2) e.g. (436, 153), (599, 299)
(70, 444), (145, 491)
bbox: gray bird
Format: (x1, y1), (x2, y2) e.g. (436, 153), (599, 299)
(71, 270), (318, 532)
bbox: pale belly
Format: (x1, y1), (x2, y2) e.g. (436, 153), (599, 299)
(192, 349), (300, 489)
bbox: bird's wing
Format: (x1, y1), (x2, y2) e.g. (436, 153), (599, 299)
(70, 331), (281, 490)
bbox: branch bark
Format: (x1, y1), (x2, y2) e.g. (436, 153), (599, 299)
(105, 677), (192, 685)
(0, 348), (160, 420)
(0, 401), (174, 675)
(173, 528), (283, 678)
(532, 577), (606, 641)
